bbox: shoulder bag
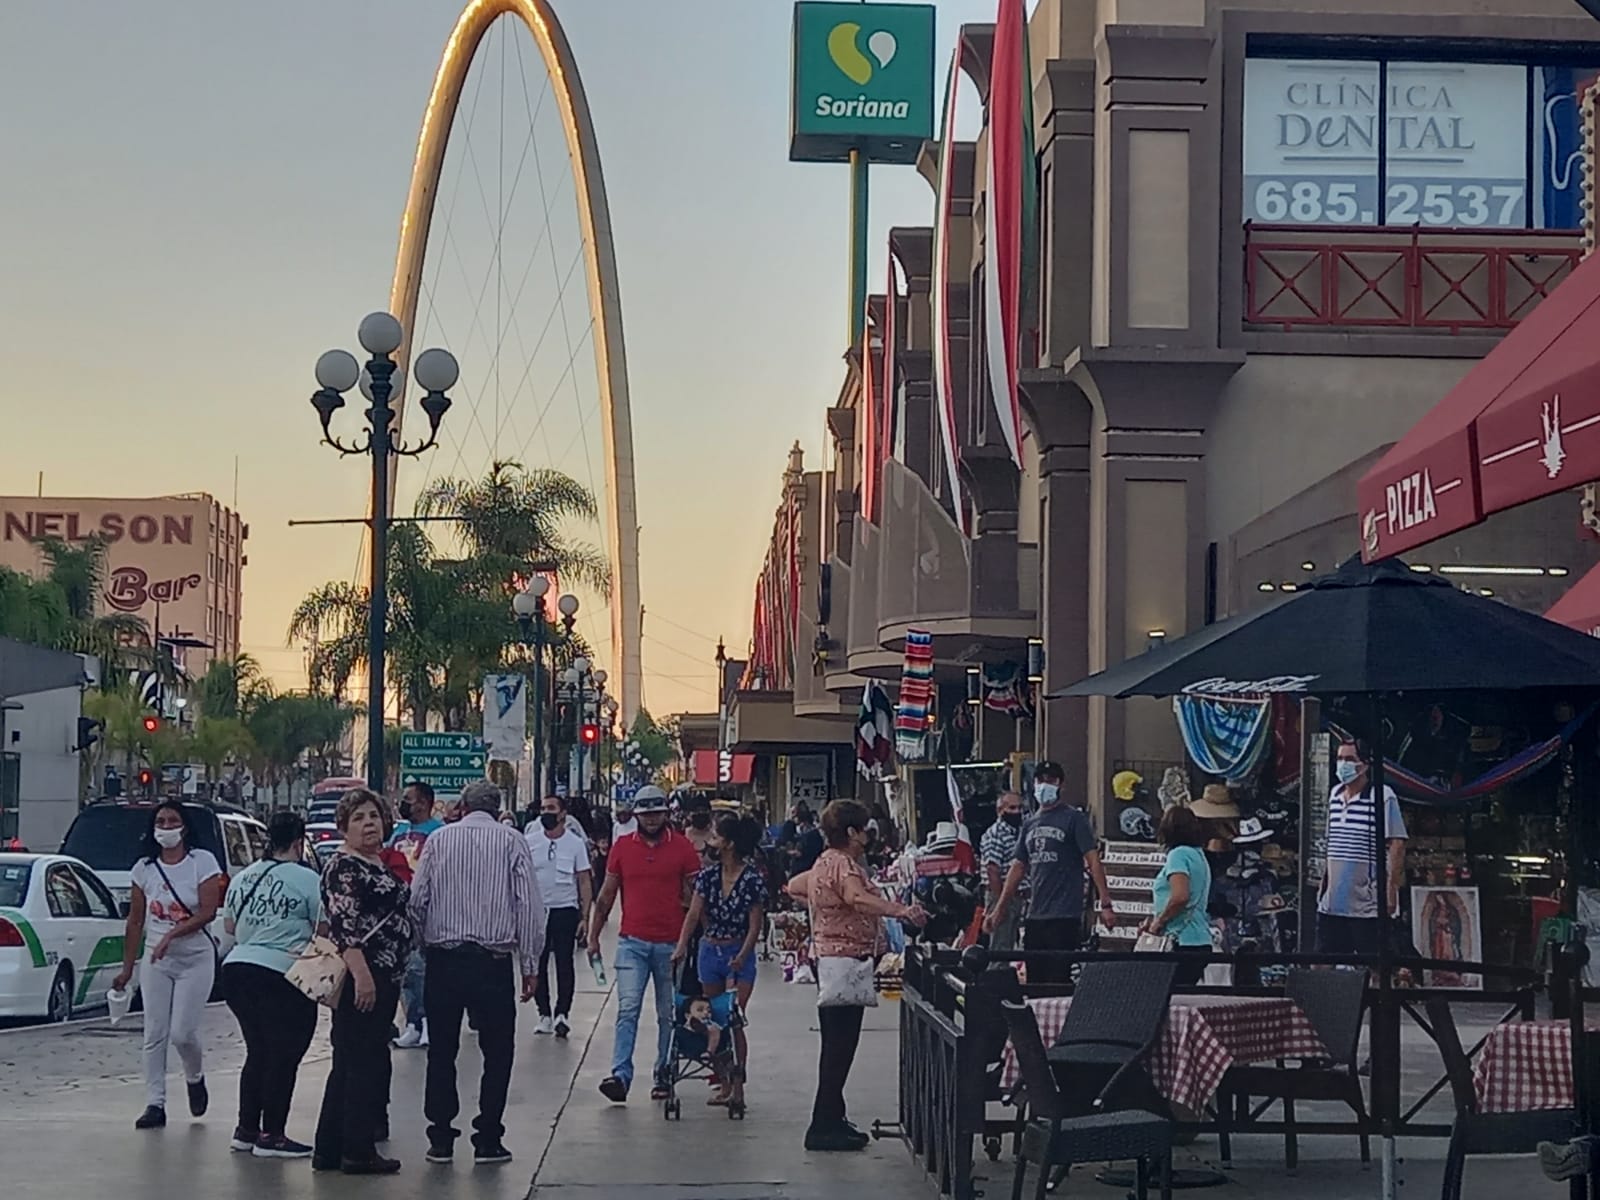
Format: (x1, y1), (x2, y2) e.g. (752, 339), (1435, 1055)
(810, 860), (880, 1009)
(286, 889), (400, 1008)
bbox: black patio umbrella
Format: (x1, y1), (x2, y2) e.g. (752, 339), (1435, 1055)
(1050, 556), (1600, 700)
(1051, 555), (1600, 1196)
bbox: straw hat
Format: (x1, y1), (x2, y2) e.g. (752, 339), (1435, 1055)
(1190, 784), (1241, 820)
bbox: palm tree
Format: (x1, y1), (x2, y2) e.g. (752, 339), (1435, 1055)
(244, 692), (357, 806)
(416, 459), (611, 594)
(195, 653), (270, 720)
(190, 715), (253, 785)
(0, 567), (70, 647)
(33, 536), (148, 666)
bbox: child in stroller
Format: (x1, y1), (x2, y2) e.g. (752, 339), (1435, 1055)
(662, 972), (746, 1120)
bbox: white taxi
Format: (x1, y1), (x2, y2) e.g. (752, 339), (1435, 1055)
(0, 853), (126, 1022)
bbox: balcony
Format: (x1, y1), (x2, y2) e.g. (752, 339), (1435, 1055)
(793, 600), (852, 717)
(845, 521), (901, 679)
(1244, 224), (1581, 334)
(724, 688), (852, 754)
(876, 460), (1036, 658)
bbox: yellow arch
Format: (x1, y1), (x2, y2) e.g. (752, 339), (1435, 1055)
(387, 0), (642, 730)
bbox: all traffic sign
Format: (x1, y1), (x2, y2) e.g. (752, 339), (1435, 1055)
(400, 731), (487, 794)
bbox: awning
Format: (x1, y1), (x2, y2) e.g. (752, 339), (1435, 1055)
(1358, 251), (1600, 560)
(1546, 563), (1600, 637)
(691, 749), (754, 787)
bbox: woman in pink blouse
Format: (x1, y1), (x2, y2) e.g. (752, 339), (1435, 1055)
(786, 799), (925, 1153)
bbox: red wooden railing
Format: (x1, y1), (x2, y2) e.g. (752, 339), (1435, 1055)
(1243, 223), (1584, 333)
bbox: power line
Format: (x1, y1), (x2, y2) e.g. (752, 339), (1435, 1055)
(643, 634), (716, 668)
(647, 612), (722, 646)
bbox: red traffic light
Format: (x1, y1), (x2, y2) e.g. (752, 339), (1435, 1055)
(137, 768), (154, 786)
(580, 722), (600, 745)
(141, 716), (161, 734)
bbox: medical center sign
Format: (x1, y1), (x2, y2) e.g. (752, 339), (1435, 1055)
(790, 2), (934, 165)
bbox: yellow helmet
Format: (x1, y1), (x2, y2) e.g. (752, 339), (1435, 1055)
(1111, 770), (1144, 802)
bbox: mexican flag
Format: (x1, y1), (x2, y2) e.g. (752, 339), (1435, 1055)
(983, 0), (1037, 467)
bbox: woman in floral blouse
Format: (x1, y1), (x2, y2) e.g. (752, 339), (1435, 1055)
(674, 813), (767, 1108)
(313, 789), (412, 1175)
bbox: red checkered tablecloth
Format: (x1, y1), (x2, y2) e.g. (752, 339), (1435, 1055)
(1473, 1021), (1576, 1114)
(999, 994), (1330, 1113)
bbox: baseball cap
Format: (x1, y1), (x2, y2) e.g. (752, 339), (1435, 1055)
(1035, 760), (1064, 782)
(631, 785), (671, 813)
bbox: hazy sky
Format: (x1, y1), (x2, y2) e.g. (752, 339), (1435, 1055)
(0, 0), (996, 717)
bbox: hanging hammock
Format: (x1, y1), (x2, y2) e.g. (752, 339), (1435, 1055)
(1329, 702), (1599, 809)
(1173, 695), (1272, 782)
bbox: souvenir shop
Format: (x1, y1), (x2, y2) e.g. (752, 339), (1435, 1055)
(1099, 690), (1596, 980)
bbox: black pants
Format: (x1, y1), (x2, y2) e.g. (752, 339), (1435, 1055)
(424, 945), (516, 1149)
(812, 1004), (866, 1128)
(1316, 913), (1382, 958)
(223, 962), (318, 1137)
(1024, 917), (1083, 986)
(535, 908), (581, 1018)
(1174, 945), (1212, 988)
(314, 974), (399, 1164)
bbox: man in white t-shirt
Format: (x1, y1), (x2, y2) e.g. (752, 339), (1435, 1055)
(526, 795), (594, 1038)
(611, 799), (638, 842)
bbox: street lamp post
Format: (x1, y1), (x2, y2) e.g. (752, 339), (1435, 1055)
(513, 577), (551, 803)
(310, 312), (460, 792)
(568, 656), (594, 802)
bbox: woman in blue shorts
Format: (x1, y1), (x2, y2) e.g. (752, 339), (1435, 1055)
(674, 813), (766, 1108)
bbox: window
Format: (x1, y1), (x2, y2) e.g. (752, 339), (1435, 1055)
(242, 821), (266, 863)
(222, 819), (252, 872)
(71, 866), (119, 919)
(44, 864), (91, 918)
(1243, 54), (1592, 230)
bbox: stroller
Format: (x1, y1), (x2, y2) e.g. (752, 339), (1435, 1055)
(661, 958), (746, 1121)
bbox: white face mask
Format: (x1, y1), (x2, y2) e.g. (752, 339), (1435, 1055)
(1034, 782), (1060, 806)
(154, 827), (184, 849)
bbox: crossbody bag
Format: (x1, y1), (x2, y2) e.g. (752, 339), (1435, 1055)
(285, 907), (400, 1008)
(150, 857), (220, 953)
(809, 861), (880, 1009)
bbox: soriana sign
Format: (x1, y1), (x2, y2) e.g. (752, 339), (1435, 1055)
(790, 2), (935, 165)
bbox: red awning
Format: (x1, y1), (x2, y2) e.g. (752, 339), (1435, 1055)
(1546, 563), (1600, 637)
(1358, 251), (1600, 561)
(692, 750), (754, 787)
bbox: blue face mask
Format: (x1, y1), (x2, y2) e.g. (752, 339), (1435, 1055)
(1335, 761), (1360, 784)
(1034, 782), (1060, 806)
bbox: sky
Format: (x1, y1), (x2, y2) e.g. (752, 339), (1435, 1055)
(0, 0), (997, 719)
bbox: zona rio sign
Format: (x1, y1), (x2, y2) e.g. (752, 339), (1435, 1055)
(790, 2), (934, 165)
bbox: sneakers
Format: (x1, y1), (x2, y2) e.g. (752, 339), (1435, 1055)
(425, 1141), (454, 1164)
(340, 1155), (401, 1175)
(134, 1105), (166, 1130)
(393, 1023), (426, 1049)
(598, 1076), (629, 1103)
(253, 1133), (313, 1159)
(474, 1142), (514, 1165)
(554, 1013), (570, 1039)
(534, 1014), (555, 1036)
(187, 1076), (208, 1117)
(805, 1122), (870, 1152)
(1540, 1138), (1594, 1182)
(229, 1127), (259, 1152)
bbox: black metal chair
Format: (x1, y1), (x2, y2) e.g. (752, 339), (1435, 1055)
(1215, 967), (1371, 1170)
(1001, 1000), (1173, 1200)
(1425, 998), (1576, 1200)
(1046, 959), (1180, 1115)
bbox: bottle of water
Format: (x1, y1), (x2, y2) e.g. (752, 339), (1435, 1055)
(590, 951), (607, 987)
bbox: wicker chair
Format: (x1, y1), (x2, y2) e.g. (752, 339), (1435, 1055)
(1216, 967), (1371, 1169)
(1046, 959), (1180, 1115)
(1001, 1000), (1174, 1200)
(1426, 999), (1576, 1200)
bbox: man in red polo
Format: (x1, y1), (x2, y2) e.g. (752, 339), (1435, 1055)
(586, 786), (700, 1102)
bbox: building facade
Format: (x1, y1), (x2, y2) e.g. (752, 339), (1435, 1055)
(739, 0), (1600, 836)
(0, 493), (247, 671)
(0, 638), (87, 850)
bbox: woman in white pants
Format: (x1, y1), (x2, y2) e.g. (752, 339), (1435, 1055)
(112, 800), (223, 1130)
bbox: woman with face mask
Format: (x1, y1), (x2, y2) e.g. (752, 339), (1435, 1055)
(112, 800), (224, 1130)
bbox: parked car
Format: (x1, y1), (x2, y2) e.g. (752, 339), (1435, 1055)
(0, 853), (127, 1021)
(59, 801), (267, 961)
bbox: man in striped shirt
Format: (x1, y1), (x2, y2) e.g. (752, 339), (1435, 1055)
(1316, 741), (1407, 958)
(980, 791), (1026, 952)
(410, 780), (546, 1167)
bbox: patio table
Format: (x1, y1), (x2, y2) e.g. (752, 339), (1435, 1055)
(1000, 993), (1330, 1113)
(1473, 1019), (1582, 1114)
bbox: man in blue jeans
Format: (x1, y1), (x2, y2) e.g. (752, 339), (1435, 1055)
(586, 786), (700, 1102)
(387, 783), (442, 1048)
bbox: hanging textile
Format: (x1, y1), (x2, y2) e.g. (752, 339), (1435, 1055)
(1329, 702), (1599, 809)
(856, 681), (894, 778)
(1173, 695), (1273, 782)
(982, 662), (1033, 718)
(895, 629), (935, 760)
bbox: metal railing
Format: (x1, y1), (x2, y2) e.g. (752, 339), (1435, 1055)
(1243, 223), (1583, 333)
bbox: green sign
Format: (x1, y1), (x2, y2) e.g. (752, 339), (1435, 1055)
(400, 731), (487, 794)
(790, 2), (935, 165)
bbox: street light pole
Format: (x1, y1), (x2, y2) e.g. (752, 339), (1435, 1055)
(310, 313), (460, 792)
(513, 577), (551, 804)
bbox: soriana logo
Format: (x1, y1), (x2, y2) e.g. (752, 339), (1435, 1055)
(790, 2), (933, 165)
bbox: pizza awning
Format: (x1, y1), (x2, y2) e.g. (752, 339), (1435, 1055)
(1358, 250), (1600, 561)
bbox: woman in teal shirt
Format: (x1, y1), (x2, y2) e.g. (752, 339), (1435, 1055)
(222, 810), (325, 1159)
(1144, 806), (1213, 986)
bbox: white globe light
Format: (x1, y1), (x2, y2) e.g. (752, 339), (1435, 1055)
(562, 668), (579, 684)
(358, 312), (404, 356)
(574, 656), (591, 674)
(557, 593), (580, 617)
(414, 347), (460, 392)
(593, 669), (608, 686)
(529, 575), (550, 597)
(512, 590), (539, 618)
(314, 349), (360, 393)
(358, 366), (404, 402)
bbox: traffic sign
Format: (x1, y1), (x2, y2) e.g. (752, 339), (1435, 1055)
(400, 731), (487, 794)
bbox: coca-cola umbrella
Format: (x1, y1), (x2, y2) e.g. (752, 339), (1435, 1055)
(1051, 555), (1600, 1198)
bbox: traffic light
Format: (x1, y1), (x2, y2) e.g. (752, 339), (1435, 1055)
(142, 715), (161, 734)
(580, 723), (600, 746)
(75, 717), (103, 753)
(137, 768), (154, 791)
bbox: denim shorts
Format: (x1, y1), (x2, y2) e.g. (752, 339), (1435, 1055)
(697, 938), (756, 987)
